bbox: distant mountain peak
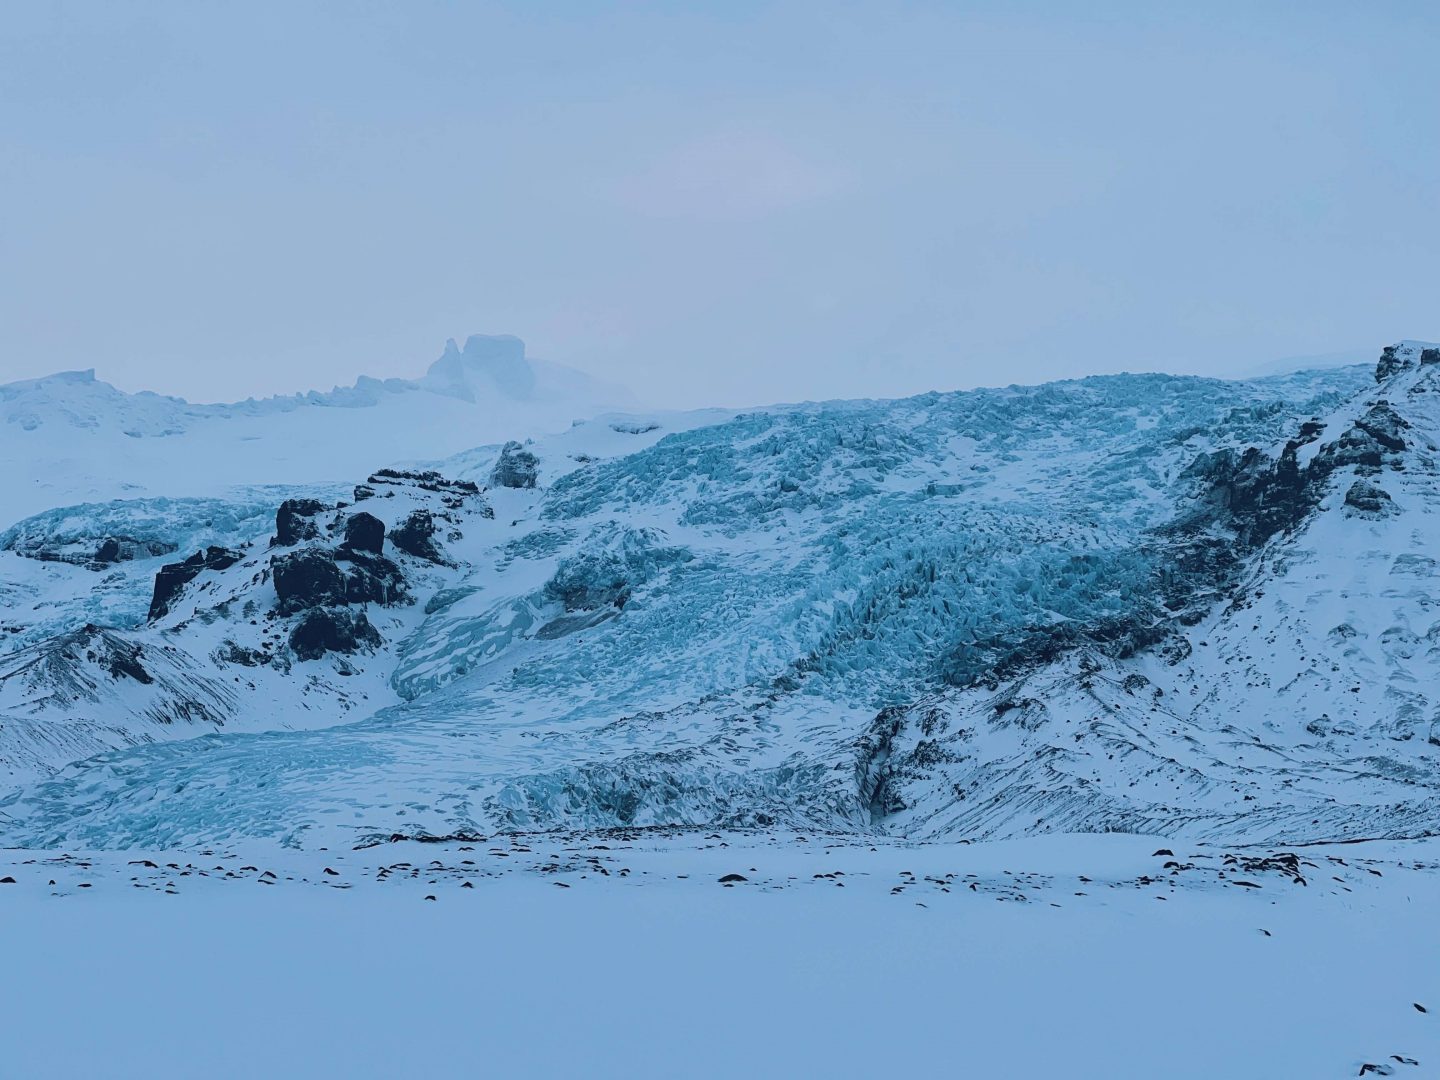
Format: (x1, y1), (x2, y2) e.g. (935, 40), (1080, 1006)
(422, 334), (536, 401)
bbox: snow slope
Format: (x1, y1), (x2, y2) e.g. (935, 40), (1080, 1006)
(0, 334), (633, 528)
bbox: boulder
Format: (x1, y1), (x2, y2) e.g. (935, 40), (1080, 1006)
(288, 608), (382, 661)
(389, 510), (450, 565)
(490, 441), (540, 489)
(341, 512), (385, 555)
(1343, 479), (1396, 517)
(271, 548), (347, 614)
(273, 498), (331, 546)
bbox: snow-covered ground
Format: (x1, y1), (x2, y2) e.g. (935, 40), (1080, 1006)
(4, 343), (1440, 1078)
(1, 832), (1435, 1078)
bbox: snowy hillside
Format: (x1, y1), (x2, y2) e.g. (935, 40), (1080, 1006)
(12, 347), (1437, 852)
(3, 343), (1438, 1079)
(0, 334), (633, 528)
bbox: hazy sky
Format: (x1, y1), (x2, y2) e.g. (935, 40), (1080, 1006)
(1, 2), (1436, 407)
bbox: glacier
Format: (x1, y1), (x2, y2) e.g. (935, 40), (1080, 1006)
(2, 345), (1439, 1080)
(11, 353), (1434, 850)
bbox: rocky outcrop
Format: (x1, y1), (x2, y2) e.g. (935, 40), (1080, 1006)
(341, 512), (385, 555)
(360, 468), (482, 503)
(1343, 478), (1396, 517)
(1353, 401), (1409, 453)
(337, 550), (409, 606)
(271, 548), (347, 615)
(388, 510), (451, 565)
(288, 608), (382, 661)
(491, 441), (540, 489)
(1375, 342), (1440, 382)
(273, 498), (331, 546)
(274, 540), (410, 617)
(148, 546), (244, 621)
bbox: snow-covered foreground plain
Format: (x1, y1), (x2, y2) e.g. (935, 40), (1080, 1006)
(2, 832), (1436, 1078)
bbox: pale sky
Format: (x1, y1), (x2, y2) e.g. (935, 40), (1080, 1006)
(1, 2), (1436, 408)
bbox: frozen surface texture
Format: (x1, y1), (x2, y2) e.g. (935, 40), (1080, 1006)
(10, 350), (1437, 851)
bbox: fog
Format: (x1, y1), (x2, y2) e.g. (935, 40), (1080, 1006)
(1, 2), (1435, 407)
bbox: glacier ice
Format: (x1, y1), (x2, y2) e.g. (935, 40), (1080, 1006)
(9, 358), (1429, 850)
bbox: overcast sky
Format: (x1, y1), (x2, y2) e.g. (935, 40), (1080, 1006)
(1, 2), (1435, 407)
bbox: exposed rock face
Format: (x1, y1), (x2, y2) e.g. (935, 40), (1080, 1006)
(341, 512), (385, 555)
(1376, 344), (1413, 382)
(148, 546), (244, 621)
(271, 548), (347, 615)
(337, 550), (409, 606)
(288, 608), (382, 661)
(273, 499), (330, 547)
(1343, 478), (1396, 517)
(389, 510), (450, 565)
(1354, 402), (1408, 453)
(490, 441), (540, 489)
(1374, 341), (1440, 382)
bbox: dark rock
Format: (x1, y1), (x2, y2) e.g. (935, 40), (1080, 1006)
(339, 551), (410, 606)
(1376, 343), (1415, 382)
(271, 548), (347, 614)
(149, 546), (245, 621)
(1343, 479), (1395, 517)
(490, 441), (540, 489)
(389, 510), (451, 565)
(273, 498), (331, 546)
(288, 608), (382, 661)
(365, 468), (481, 497)
(214, 641), (269, 667)
(1321, 426), (1386, 469)
(718, 873), (748, 883)
(0, 876), (14, 884)
(1354, 402), (1408, 453)
(1152, 848), (1173, 857)
(341, 512), (385, 555)
(87, 629), (154, 684)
